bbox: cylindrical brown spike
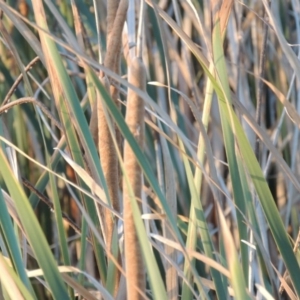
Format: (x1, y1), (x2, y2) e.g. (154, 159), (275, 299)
(123, 57), (147, 300)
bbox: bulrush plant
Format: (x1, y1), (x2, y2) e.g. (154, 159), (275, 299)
(123, 56), (147, 299)
(88, 0), (128, 295)
(1, 0), (300, 299)
(90, 0), (128, 254)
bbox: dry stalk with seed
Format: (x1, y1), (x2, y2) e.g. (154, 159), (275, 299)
(96, 76), (118, 250)
(106, 0), (127, 189)
(89, 0), (128, 252)
(123, 56), (146, 300)
(107, 0), (120, 42)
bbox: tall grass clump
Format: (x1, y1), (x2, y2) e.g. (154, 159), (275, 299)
(1, 0), (300, 299)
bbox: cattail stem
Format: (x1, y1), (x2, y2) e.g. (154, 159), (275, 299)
(123, 57), (146, 300)
(88, 2), (128, 296)
(89, 0), (128, 249)
(107, 0), (120, 42)
(96, 76), (119, 248)
(104, 0), (128, 77)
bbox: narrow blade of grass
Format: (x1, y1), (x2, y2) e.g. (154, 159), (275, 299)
(0, 147), (69, 299)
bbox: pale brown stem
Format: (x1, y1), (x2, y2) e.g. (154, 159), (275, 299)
(107, 0), (120, 42)
(104, 0), (128, 75)
(89, 2), (128, 293)
(123, 57), (146, 300)
(96, 77), (119, 249)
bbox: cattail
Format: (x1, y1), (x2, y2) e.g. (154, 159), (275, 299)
(96, 76), (119, 249)
(89, 0), (128, 243)
(123, 56), (146, 300)
(90, 0), (127, 146)
(104, 0), (128, 76)
(107, 0), (127, 188)
(88, 2), (127, 295)
(90, 0), (128, 142)
(107, 0), (120, 42)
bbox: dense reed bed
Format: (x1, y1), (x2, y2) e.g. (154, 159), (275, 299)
(0, 0), (300, 299)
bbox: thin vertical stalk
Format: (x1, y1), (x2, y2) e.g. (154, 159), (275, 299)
(212, 0), (249, 283)
(255, 1), (271, 160)
(90, 0), (128, 253)
(123, 56), (146, 300)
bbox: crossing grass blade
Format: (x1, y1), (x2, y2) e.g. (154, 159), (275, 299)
(0, 189), (35, 298)
(0, 252), (35, 300)
(212, 6), (249, 283)
(0, 147), (69, 299)
(217, 202), (251, 299)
